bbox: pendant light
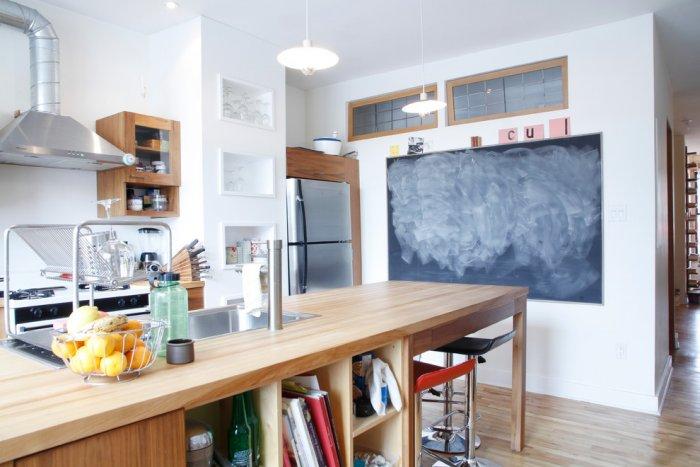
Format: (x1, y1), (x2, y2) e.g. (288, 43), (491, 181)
(277, 0), (339, 76)
(402, 0), (446, 116)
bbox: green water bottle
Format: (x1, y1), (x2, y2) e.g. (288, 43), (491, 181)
(244, 391), (261, 466)
(149, 272), (189, 356)
(228, 394), (252, 466)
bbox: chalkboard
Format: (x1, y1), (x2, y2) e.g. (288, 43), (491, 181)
(386, 133), (602, 303)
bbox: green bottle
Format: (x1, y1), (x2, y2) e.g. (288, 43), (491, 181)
(243, 391), (261, 466)
(149, 272), (189, 356)
(228, 394), (252, 466)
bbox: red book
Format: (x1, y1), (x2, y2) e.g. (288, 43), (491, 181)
(301, 392), (341, 467)
(284, 389), (340, 467)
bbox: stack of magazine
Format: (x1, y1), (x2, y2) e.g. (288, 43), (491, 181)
(282, 375), (342, 467)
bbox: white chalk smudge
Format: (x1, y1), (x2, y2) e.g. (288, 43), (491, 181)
(387, 144), (601, 300)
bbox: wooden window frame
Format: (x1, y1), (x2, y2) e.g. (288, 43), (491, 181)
(347, 83), (438, 142)
(445, 57), (568, 126)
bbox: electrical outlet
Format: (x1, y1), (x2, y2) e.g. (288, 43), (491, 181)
(608, 205), (627, 222)
(615, 343), (628, 360)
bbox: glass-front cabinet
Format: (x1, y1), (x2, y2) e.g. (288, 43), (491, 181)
(96, 112), (181, 218)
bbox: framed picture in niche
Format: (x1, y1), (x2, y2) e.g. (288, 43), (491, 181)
(219, 74), (275, 131)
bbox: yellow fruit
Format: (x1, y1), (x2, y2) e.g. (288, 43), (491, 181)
(123, 320), (143, 337)
(86, 334), (115, 358)
(51, 338), (82, 359)
(100, 351), (128, 377)
(71, 346), (101, 374)
(111, 332), (136, 352)
(66, 305), (101, 334)
(125, 346), (152, 370)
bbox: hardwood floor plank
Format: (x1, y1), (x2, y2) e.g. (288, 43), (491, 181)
(421, 303), (700, 466)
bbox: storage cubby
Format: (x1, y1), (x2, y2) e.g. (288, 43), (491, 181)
(183, 339), (406, 466)
(220, 223), (276, 270)
(219, 150), (275, 198)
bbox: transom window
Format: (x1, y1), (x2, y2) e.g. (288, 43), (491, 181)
(347, 84), (438, 141)
(446, 57), (568, 126)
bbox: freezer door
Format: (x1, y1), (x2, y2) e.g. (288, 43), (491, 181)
(299, 179), (351, 242)
(288, 243), (353, 294)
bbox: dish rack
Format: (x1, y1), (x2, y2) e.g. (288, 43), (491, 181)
(3, 220), (172, 336)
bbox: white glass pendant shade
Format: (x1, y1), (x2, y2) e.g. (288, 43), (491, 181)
(277, 39), (339, 76)
(402, 91), (446, 116)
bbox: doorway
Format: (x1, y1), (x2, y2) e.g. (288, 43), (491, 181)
(667, 121), (675, 355)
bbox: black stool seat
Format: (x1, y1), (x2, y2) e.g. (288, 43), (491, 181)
(437, 330), (516, 356)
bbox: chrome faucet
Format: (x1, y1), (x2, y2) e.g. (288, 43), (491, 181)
(233, 239), (283, 331)
(267, 240), (283, 331)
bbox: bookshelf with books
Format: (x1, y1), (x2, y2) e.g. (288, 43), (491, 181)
(182, 339), (405, 466)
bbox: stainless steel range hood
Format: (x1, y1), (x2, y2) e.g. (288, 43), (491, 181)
(0, 0), (133, 171)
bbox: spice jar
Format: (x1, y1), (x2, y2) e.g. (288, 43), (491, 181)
(152, 193), (168, 211)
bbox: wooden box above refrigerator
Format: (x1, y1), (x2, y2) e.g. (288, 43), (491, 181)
(95, 112), (181, 218)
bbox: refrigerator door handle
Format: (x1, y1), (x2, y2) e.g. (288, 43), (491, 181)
(298, 179), (309, 293)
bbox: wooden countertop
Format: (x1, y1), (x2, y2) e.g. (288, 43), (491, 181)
(0, 281), (526, 462)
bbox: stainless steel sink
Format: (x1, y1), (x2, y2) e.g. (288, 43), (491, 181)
(188, 305), (317, 340)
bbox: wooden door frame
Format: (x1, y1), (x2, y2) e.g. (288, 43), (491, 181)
(667, 121), (675, 356)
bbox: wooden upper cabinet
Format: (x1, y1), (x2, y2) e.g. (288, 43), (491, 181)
(96, 112), (181, 218)
(286, 147), (363, 285)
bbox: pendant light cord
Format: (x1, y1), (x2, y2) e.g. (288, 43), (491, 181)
(419, 0), (425, 94)
(305, 0), (310, 41)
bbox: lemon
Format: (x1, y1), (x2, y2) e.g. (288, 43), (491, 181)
(87, 334), (115, 358)
(71, 346), (101, 374)
(100, 351), (128, 377)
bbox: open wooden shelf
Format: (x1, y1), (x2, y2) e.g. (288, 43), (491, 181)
(135, 145), (169, 155)
(125, 210), (178, 218)
(353, 406), (399, 437)
(183, 339), (406, 466)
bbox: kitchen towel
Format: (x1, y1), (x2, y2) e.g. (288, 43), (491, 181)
(242, 263), (265, 315)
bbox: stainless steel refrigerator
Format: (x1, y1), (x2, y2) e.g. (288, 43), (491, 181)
(286, 178), (353, 294)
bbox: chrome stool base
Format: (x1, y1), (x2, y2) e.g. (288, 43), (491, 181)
(423, 431), (481, 453)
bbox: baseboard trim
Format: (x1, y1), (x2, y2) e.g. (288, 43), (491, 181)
(476, 365), (665, 414)
(655, 355), (673, 414)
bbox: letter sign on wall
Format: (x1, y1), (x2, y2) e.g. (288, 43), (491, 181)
(498, 128), (518, 144)
(524, 124), (544, 140)
(549, 117), (571, 138)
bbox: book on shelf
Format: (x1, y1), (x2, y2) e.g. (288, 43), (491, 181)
(282, 376), (342, 467)
(283, 403), (304, 467)
(284, 397), (322, 467)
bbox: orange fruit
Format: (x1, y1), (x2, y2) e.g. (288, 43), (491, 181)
(134, 338), (146, 347)
(125, 346), (152, 370)
(111, 332), (137, 352)
(123, 320), (143, 337)
(100, 351), (128, 377)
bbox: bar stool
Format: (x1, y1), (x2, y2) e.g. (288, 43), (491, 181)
(422, 330), (515, 462)
(414, 358), (499, 467)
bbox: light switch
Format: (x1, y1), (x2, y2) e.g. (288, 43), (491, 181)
(608, 205), (627, 222)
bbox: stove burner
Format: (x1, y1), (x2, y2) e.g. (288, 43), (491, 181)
(78, 284), (130, 292)
(9, 289), (56, 300)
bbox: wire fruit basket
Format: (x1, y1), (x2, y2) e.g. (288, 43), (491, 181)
(51, 318), (166, 384)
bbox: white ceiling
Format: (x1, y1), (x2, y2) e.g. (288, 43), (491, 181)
(36, 0), (700, 148)
(38, 0), (696, 90)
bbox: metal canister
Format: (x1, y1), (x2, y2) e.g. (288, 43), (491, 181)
(185, 419), (214, 467)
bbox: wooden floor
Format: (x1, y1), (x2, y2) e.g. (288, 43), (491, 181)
(421, 304), (700, 466)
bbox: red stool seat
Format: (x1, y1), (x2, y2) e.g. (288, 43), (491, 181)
(414, 358), (476, 394)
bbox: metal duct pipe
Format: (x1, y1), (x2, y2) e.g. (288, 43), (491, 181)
(0, 0), (60, 114)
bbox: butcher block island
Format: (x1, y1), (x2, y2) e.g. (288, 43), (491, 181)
(0, 281), (527, 466)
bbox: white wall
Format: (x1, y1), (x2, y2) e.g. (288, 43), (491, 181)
(147, 18), (205, 250)
(652, 17), (675, 399)
(0, 0), (149, 288)
(200, 17), (287, 306)
(306, 14), (663, 412)
(286, 84), (307, 147)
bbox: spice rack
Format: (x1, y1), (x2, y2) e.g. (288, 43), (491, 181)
(96, 112), (181, 218)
